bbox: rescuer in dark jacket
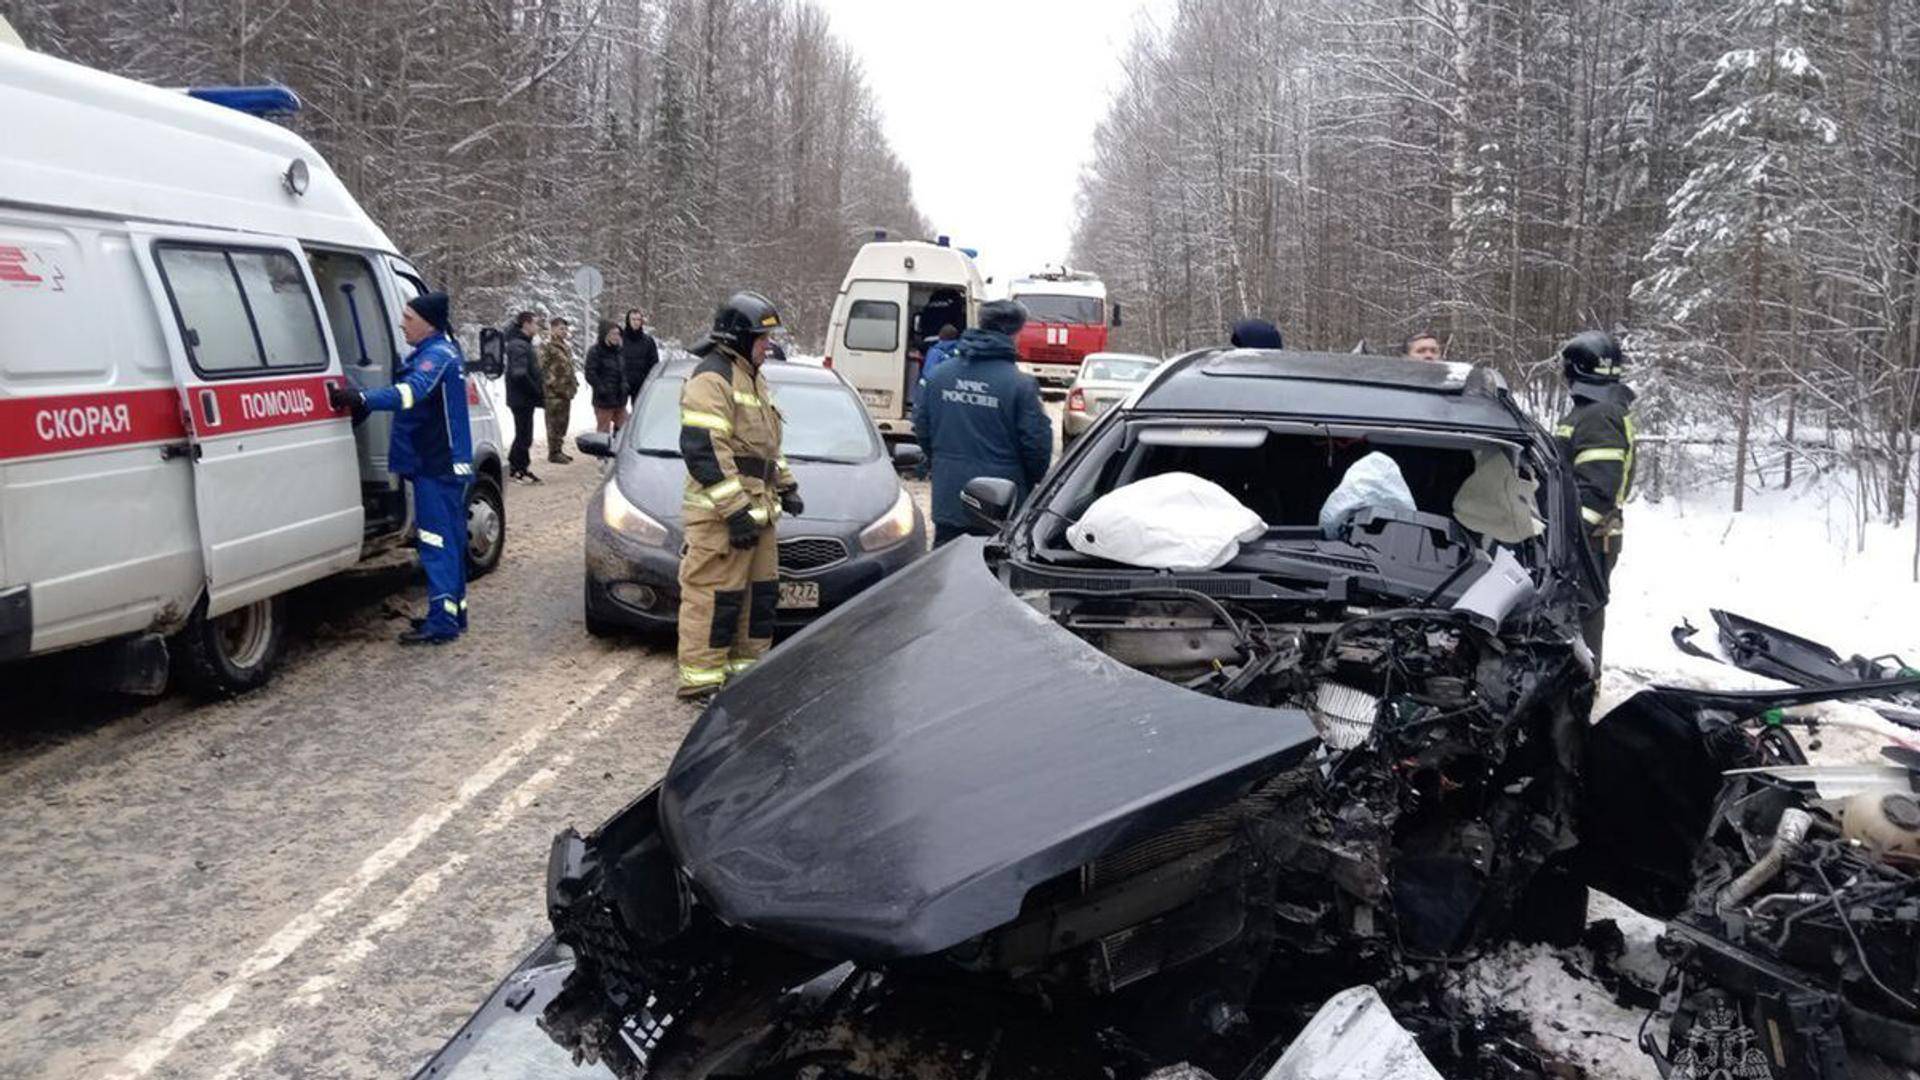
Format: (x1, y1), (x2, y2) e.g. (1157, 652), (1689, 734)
(501, 312), (542, 483)
(329, 292), (474, 645)
(1554, 330), (1636, 663)
(913, 300), (1053, 547)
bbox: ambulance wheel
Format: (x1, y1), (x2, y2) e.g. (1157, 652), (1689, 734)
(466, 476), (505, 579)
(172, 596), (286, 699)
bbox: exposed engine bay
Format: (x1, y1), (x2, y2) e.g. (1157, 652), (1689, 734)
(1045, 583), (1589, 977)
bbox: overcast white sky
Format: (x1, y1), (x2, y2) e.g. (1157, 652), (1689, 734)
(818, 0), (1170, 286)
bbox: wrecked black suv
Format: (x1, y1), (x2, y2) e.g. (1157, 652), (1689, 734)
(418, 350), (1616, 1078)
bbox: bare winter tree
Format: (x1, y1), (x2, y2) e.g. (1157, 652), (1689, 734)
(1071, 0), (1920, 534)
(2, 0), (929, 349)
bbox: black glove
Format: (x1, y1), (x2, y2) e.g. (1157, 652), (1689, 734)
(726, 507), (760, 550)
(780, 489), (804, 517)
(328, 383), (369, 424)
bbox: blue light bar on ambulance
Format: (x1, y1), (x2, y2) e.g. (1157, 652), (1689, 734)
(184, 85), (303, 117)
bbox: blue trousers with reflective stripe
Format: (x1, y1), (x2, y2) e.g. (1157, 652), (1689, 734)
(413, 475), (469, 637)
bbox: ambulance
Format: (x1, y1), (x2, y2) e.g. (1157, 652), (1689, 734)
(0, 44), (507, 696)
(1007, 266), (1119, 389)
(823, 235), (984, 438)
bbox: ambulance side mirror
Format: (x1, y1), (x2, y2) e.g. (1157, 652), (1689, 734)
(1110, 303), (1124, 328)
(476, 327), (505, 378)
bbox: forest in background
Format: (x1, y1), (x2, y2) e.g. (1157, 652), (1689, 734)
(4, 0), (927, 345)
(1074, 0), (1920, 529)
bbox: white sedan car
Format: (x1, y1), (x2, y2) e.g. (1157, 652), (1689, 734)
(1062, 352), (1161, 446)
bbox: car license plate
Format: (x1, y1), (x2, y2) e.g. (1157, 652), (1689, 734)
(859, 388), (892, 409)
(778, 580), (821, 610)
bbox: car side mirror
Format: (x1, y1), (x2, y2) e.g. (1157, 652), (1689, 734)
(960, 476), (1018, 532)
(1110, 302), (1123, 328)
(476, 327), (505, 378)
(892, 442), (925, 470)
(576, 432), (614, 458)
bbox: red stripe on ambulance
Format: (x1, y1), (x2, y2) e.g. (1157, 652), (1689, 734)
(0, 386), (184, 460)
(0, 375), (349, 461)
(192, 375), (346, 435)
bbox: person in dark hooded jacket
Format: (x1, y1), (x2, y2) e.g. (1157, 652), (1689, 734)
(913, 300), (1053, 547)
(501, 311), (543, 483)
(1230, 318), (1285, 349)
(583, 319), (627, 432)
(619, 309), (660, 403)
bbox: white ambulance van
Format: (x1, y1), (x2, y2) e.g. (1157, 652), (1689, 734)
(0, 45), (507, 696)
(823, 237), (984, 439)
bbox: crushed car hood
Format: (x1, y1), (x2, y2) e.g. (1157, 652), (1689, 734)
(659, 539), (1320, 960)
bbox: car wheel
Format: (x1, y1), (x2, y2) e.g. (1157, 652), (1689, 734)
(466, 475), (505, 579)
(584, 575), (619, 638)
(171, 595), (286, 699)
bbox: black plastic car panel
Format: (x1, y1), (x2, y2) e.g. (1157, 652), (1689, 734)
(657, 537), (1321, 961)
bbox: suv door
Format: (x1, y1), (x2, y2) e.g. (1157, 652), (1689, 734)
(132, 229), (363, 616)
(835, 280), (911, 427)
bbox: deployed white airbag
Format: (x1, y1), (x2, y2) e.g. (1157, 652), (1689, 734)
(1318, 451), (1417, 537)
(1067, 472), (1266, 571)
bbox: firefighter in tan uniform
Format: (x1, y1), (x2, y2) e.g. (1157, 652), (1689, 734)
(675, 291), (801, 698)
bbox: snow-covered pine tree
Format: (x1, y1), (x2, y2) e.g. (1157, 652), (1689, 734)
(1632, 0), (1843, 511)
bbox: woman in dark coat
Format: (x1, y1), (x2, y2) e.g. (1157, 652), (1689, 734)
(583, 319), (627, 432)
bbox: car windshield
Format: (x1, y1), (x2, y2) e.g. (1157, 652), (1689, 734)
(1082, 358), (1156, 383)
(1016, 293), (1103, 325)
(631, 375), (879, 463)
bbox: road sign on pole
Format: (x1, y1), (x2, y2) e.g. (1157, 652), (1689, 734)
(574, 264), (605, 300)
(574, 264), (605, 344)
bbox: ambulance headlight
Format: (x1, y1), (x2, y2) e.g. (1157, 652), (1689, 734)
(859, 488), (917, 552)
(601, 482), (668, 546)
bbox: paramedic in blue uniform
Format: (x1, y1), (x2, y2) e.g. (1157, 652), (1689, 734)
(330, 292), (475, 645)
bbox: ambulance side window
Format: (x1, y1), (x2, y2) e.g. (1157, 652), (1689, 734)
(155, 244), (329, 377)
(156, 247), (264, 373)
(845, 300), (899, 352)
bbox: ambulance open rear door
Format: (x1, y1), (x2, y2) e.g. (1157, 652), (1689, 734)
(836, 280), (912, 434)
(132, 229), (363, 616)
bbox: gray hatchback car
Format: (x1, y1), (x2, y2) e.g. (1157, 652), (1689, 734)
(578, 358), (927, 636)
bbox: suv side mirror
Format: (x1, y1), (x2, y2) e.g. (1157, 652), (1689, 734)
(476, 327), (505, 378)
(892, 442), (925, 470)
(575, 432), (614, 458)
(1110, 303), (1123, 329)
(960, 476), (1018, 532)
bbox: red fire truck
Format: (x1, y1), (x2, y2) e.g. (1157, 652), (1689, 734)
(1007, 267), (1119, 389)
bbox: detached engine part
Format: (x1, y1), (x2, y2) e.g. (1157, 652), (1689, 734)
(1269, 985), (1442, 1080)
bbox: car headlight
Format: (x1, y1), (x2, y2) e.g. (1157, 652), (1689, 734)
(601, 481), (669, 547)
(859, 487), (916, 552)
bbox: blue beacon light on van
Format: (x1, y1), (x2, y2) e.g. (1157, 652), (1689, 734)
(184, 85), (304, 117)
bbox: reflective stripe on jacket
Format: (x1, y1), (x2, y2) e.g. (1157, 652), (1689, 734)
(678, 346), (794, 526)
(1554, 379), (1636, 536)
